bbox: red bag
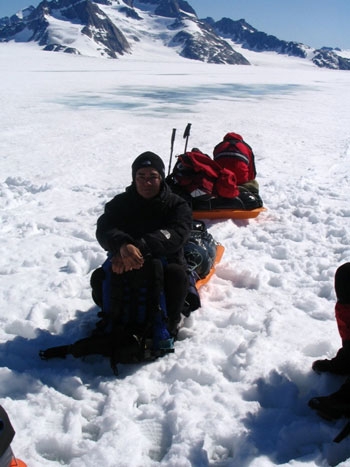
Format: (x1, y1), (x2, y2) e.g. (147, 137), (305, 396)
(170, 149), (239, 199)
(213, 132), (257, 185)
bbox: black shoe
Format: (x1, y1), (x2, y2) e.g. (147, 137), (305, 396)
(167, 315), (183, 338)
(39, 345), (71, 360)
(167, 321), (179, 338)
(309, 380), (350, 420)
(312, 347), (350, 375)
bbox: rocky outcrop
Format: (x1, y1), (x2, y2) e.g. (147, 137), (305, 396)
(312, 48), (350, 70)
(170, 19), (249, 64)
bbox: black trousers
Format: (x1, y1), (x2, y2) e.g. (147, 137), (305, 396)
(164, 263), (189, 323)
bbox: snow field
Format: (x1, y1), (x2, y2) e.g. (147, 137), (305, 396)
(1, 42), (350, 466)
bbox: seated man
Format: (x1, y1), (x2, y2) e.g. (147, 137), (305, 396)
(95, 151), (193, 337)
(39, 152), (193, 373)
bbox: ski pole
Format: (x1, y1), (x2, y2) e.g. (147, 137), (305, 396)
(168, 128), (176, 176)
(183, 123), (192, 153)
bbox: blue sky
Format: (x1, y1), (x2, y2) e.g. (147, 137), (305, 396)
(1, 0), (349, 49)
(190, 0), (350, 49)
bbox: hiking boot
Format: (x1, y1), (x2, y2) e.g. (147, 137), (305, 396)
(39, 345), (72, 360)
(312, 342), (350, 375)
(309, 379), (350, 420)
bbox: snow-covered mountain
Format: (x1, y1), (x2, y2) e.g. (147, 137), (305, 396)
(205, 17), (309, 58)
(0, 0), (131, 59)
(0, 0), (349, 69)
(0, 0), (248, 64)
(205, 16), (350, 71)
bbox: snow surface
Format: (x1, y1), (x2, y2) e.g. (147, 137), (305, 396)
(1, 41), (350, 467)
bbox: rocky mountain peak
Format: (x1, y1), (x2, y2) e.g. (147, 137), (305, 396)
(0, 0), (348, 69)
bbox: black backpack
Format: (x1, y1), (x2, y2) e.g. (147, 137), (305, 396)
(40, 258), (174, 375)
(185, 221), (218, 280)
(0, 405), (15, 461)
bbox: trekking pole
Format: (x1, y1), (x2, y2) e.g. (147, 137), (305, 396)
(183, 123), (192, 153)
(168, 128), (176, 176)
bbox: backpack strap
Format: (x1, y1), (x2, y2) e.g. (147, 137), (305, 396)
(214, 150), (250, 166)
(150, 258), (173, 352)
(334, 421), (350, 443)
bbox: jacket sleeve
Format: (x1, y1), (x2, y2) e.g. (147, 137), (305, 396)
(141, 196), (192, 257)
(96, 199), (134, 254)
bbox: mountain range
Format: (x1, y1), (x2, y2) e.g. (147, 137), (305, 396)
(0, 0), (349, 70)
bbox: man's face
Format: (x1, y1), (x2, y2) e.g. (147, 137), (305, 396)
(135, 167), (162, 199)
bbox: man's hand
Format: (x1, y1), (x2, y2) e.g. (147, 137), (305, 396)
(111, 243), (144, 274)
(111, 254), (126, 274)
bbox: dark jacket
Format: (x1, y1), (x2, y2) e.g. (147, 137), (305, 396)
(96, 182), (192, 266)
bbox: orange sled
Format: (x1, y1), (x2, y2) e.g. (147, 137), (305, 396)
(196, 244), (225, 290)
(10, 458), (27, 467)
(193, 207), (267, 221)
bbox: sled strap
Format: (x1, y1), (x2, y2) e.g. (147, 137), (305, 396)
(334, 421), (350, 443)
(39, 335), (114, 361)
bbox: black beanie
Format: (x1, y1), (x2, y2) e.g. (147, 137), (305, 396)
(335, 262), (350, 304)
(132, 152), (165, 180)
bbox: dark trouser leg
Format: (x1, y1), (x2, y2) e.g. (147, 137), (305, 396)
(335, 263), (350, 304)
(164, 264), (189, 334)
(309, 377), (350, 421)
(312, 263), (350, 375)
(312, 342), (350, 375)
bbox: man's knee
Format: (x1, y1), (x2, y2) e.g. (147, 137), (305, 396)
(90, 267), (105, 307)
(164, 263), (188, 286)
(335, 263), (350, 304)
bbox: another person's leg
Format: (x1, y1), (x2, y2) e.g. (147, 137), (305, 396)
(313, 263), (350, 374)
